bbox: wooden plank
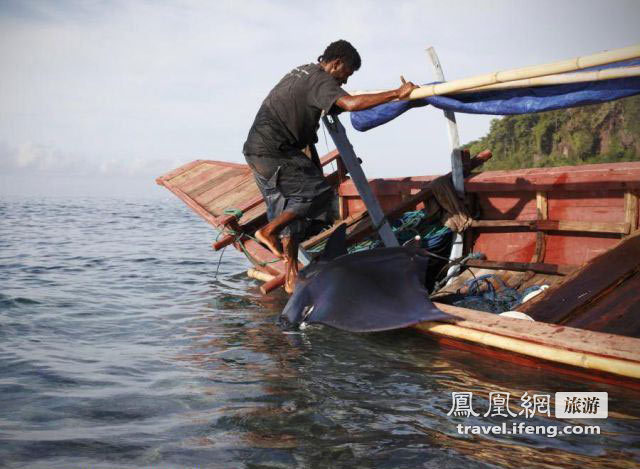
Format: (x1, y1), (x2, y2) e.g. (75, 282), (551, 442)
(625, 190), (639, 233)
(156, 159), (206, 184)
(472, 220), (534, 228)
(477, 192), (537, 220)
(168, 162), (220, 189)
(167, 186), (220, 228)
(465, 259), (577, 276)
(465, 162), (640, 192)
(187, 169), (247, 199)
(536, 219), (629, 234)
(179, 166), (240, 196)
(471, 219), (629, 234)
(319, 149), (340, 166)
(203, 178), (259, 214)
(339, 178), (433, 197)
(518, 230), (640, 324)
(564, 271), (640, 336)
(430, 303), (640, 363)
(548, 190), (624, 223)
(472, 231), (538, 263)
(301, 212), (370, 250)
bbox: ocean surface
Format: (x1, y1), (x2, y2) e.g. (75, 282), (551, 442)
(1, 196), (639, 469)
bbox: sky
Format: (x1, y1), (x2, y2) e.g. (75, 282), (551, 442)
(0, 0), (638, 198)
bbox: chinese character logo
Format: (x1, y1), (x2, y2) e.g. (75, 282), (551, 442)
(555, 392), (608, 419)
(484, 392), (517, 418)
(447, 392), (479, 417)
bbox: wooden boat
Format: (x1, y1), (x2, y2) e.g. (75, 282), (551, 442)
(156, 154), (640, 391)
(156, 44), (640, 389)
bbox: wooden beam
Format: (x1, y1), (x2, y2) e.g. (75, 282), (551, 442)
(532, 191), (548, 263)
(536, 191), (548, 220)
(472, 220), (534, 228)
(471, 219), (630, 234)
(624, 190), (639, 233)
(465, 259), (577, 276)
(536, 220), (630, 234)
(260, 274), (285, 294)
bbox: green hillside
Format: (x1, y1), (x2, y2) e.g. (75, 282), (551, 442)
(464, 95), (640, 170)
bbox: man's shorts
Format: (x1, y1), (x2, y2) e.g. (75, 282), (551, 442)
(245, 151), (335, 240)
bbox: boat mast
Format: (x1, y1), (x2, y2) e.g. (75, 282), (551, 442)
(427, 46), (465, 278)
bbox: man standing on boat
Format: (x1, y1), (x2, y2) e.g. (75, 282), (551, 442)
(243, 40), (417, 293)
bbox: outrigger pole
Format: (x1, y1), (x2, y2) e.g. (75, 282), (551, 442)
(409, 43), (640, 99)
(321, 115), (399, 247)
(426, 47), (465, 281)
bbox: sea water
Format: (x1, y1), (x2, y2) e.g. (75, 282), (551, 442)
(1, 196), (639, 468)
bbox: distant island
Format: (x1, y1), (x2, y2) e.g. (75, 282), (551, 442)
(464, 95), (640, 170)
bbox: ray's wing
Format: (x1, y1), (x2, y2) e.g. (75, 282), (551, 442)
(306, 248), (455, 332)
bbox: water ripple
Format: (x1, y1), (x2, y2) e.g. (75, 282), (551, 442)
(0, 196), (639, 468)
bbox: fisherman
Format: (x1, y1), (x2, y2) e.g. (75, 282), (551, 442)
(243, 39), (418, 293)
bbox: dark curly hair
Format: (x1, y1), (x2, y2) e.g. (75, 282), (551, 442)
(318, 40), (361, 71)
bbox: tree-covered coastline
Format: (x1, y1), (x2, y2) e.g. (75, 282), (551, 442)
(465, 95), (640, 170)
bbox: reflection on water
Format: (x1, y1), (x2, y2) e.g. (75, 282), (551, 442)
(1, 196), (639, 468)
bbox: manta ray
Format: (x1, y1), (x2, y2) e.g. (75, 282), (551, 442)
(279, 224), (456, 332)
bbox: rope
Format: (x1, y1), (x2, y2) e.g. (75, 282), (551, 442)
(215, 207), (280, 267)
(451, 274), (548, 314)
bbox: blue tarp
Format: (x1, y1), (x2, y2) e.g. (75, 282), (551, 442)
(350, 59), (640, 132)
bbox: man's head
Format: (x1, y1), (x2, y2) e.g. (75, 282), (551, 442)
(318, 40), (361, 85)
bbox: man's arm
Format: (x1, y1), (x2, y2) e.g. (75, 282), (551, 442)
(335, 80), (417, 112)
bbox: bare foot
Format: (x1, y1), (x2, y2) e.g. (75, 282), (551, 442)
(284, 266), (297, 294)
(255, 228), (283, 258)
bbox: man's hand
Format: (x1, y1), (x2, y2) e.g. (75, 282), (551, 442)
(397, 76), (418, 100)
(336, 76), (418, 112)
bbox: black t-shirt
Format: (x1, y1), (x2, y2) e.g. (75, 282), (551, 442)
(243, 63), (348, 156)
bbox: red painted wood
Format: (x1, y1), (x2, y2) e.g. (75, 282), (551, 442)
(185, 168), (248, 199)
(548, 190), (625, 223)
(319, 149), (340, 166)
(195, 173), (254, 207)
(544, 233), (620, 265)
(236, 238), (283, 276)
(477, 192), (537, 220)
(212, 234), (235, 251)
(465, 162), (640, 192)
(168, 186), (221, 228)
(472, 231), (538, 262)
(156, 159), (205, 184)
(178, 165), (241, 195)
(339, 178), (432, 197)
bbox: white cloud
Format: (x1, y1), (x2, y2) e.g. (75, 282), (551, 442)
(0, 0), (639, 196)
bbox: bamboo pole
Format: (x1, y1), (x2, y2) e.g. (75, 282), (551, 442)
(247, 268), (275, 283)
(408, 43), (640, 100)
(351, 66), (640, 97)
(415, 321), (640, 379)
(456, 65), (640, 94)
